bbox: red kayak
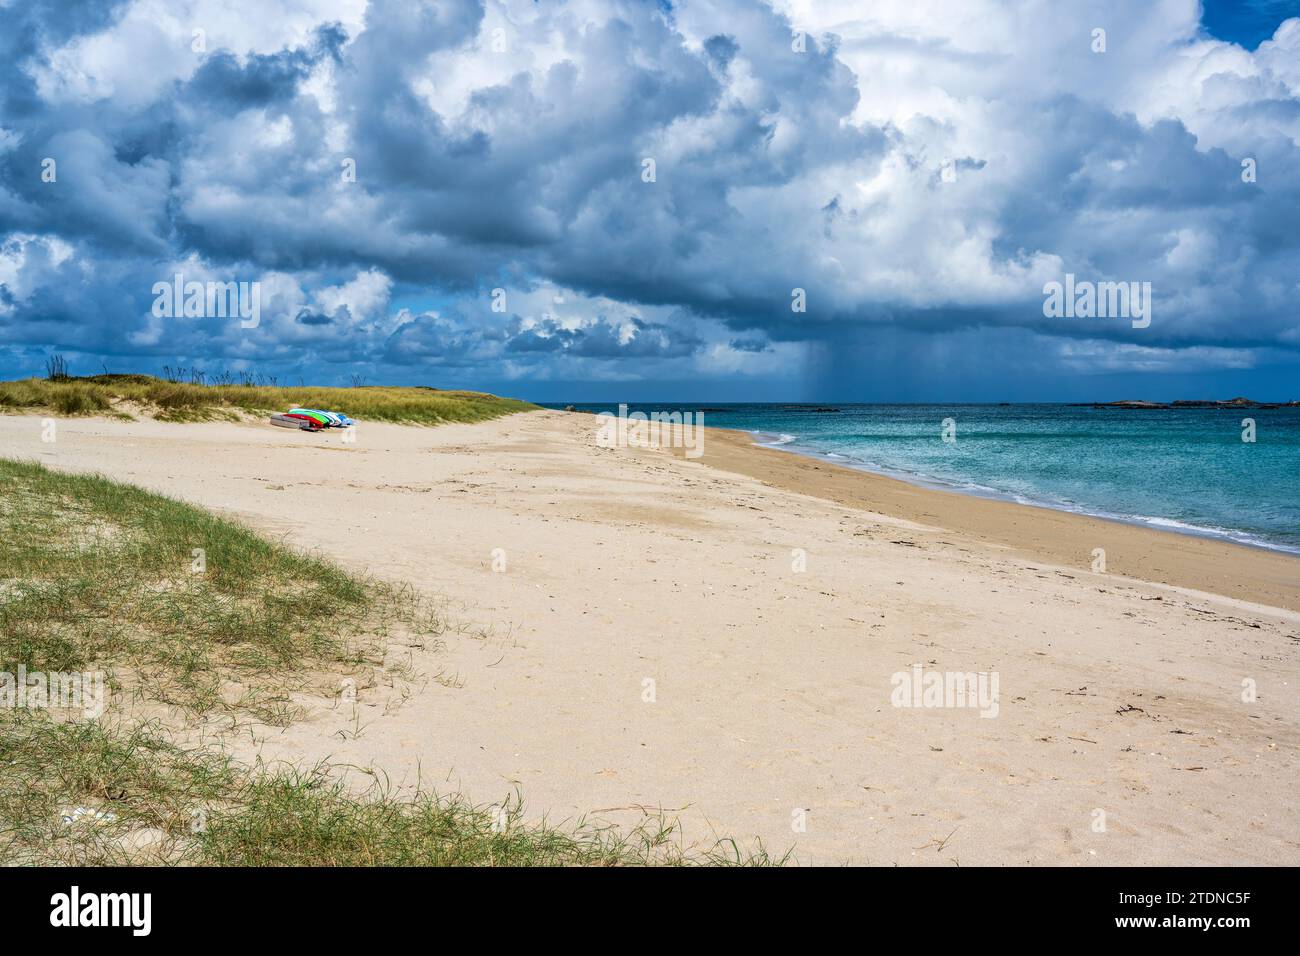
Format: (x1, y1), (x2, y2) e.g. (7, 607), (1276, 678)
(281, 413), (327, 430)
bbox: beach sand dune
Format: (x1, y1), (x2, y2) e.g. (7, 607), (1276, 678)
(3, 409), (1296, 865)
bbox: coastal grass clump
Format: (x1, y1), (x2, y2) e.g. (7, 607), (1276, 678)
(0, 379), (118, 417)
(0, 373), (535, 424)
(0, 713), (783, 866)
(0, 456), (432, 717)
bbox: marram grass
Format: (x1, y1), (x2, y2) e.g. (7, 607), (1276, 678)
(0, 456), (431, 718)
(0, 374), (535, 424)
(0, 713), (784, 866)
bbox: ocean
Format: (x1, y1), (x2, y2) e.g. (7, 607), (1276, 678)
(545, 403), (1300, 555)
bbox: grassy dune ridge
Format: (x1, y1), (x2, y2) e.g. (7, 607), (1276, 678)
(0, 458), (779, 866)
(0, 374), (536, 423)
(0, 457), (416, 719)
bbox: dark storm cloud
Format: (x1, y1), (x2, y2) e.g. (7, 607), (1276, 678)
(507, 315), (702, 358)
(185, 33), (340, 111)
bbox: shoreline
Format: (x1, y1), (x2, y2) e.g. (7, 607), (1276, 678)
(742, 429), (1300, 558)
(673, 424), (1300, 614)
(557, 402), (1300, 561)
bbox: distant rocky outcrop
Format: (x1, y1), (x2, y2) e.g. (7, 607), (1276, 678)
(1100, 399), (1168, 409)
(1170, 397), (1285, 408)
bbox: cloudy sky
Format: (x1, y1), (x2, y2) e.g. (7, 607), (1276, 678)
(1, 0), (1298, 401)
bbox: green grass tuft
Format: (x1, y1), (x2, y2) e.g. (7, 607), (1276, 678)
(0, 712), (784, 866)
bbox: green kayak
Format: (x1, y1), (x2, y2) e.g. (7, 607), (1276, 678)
(286, 408), (333, 426)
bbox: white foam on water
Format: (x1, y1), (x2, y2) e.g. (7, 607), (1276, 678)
(740, 428), (1300, 557)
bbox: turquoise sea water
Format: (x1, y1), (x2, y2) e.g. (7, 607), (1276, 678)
(547, 403), (1300, 554)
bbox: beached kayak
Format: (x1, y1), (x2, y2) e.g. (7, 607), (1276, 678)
(269, 413), (320, 430)
(279, 412), (327, 429)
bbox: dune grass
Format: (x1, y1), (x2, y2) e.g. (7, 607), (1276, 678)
(0, 373), (535, 424)
(0, 456), (427, 719)
(0, 713), (781, 866)
(0, 458), (782, 866)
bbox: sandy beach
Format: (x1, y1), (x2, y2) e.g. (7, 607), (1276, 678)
(3, 408), (1297, 865)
